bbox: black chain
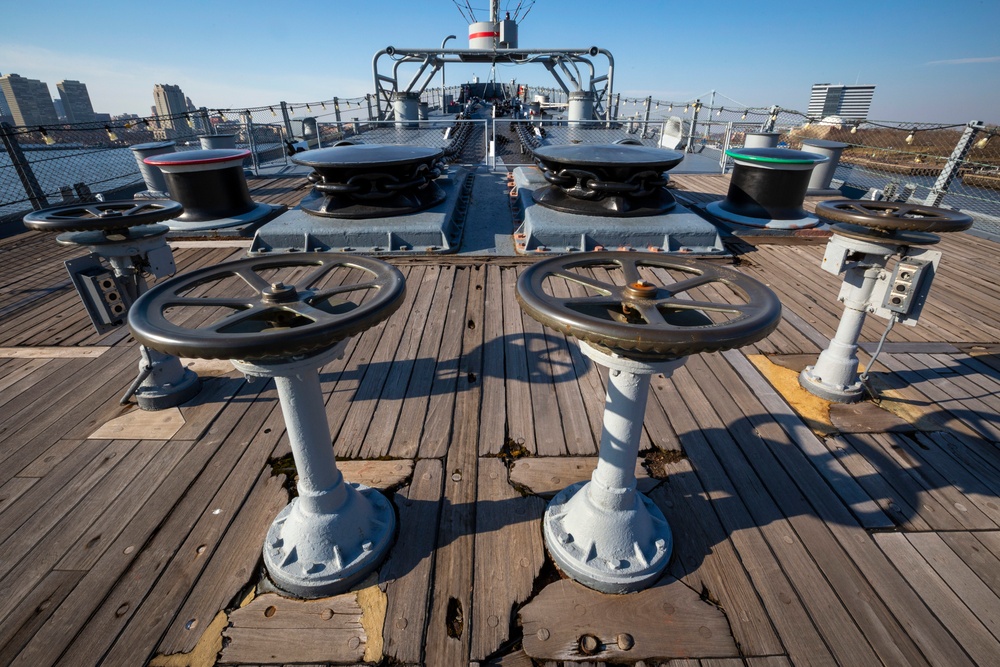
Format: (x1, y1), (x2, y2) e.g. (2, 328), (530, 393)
(313, 160), (443, 200)
(538, 164), (668, 200)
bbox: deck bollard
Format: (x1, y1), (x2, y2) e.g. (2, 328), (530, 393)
(143, 149), (279, 232)
(707, 147), (828, 229)
(127, 253), (405, 597)
(800, 200), (972, 403)
(516, 252), (781, 592)
(129, 140), (176, 196)
(23, 200), (200, 410)
(799, 138), (848, 197)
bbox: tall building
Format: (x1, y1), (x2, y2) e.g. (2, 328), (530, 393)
(57, 79), (97, 123)
(152, 83), (189, 138)
(0, 72), (12, 121)
(0, 73), (59, 127)
(808, 83), (876, 121)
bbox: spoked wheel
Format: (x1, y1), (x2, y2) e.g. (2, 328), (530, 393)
(515, 252), (782, 359)
(23, 199), (183, 233)
(128, 253), (405, 361)
(815, 200), (973, 233)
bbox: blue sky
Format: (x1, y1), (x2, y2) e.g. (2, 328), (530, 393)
(2, 0), (997, 123)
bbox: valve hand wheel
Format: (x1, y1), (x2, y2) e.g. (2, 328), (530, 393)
(128, 253), (405, 361)
(815, 200), (972, 233)
(516, 252), (781, 359)
(23, 199), (183, 233)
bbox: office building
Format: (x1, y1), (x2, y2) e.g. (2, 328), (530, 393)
(0, 72), (12, 120)
(152, 83), (189, 138)
(57, 79), (97, 123)
(0, 73), (59, 126)
(808, 83), (876, 120)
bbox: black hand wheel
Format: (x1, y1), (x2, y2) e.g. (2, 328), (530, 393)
(516, 252), (781, 359)
(23, 199), (183, 233)
(128, 253), (405, 361)
(815, 200), (972, 233)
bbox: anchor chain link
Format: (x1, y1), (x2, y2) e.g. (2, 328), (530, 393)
(312, 160), (444, 200)
(538, 164), (668, 201)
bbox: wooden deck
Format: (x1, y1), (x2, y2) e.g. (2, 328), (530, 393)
(1, 171), (1000, 666)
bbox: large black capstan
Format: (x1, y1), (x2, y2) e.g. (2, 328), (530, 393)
(293, 144), (447, 219)
(531, 143), (684, 217)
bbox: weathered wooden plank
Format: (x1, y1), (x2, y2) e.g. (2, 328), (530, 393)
(501, 265), (537, 454)
(537, 279), (597, 455)
(0, 477), (36, 515)
(0, 347), (137, 485)
(841, 433), (967, 531)
(879, 352), (999, 441)
(716, 351), (973, 667)
(0, 360), (39, 393)
(695, 352), (892, 529)
(339, 459), (413, 490)
(418, 265), (472, 459)
(650, 465), (783, 657)
(0, 439), (125, 583)
(520, 577), (738, 662)
(0, 569), (83, 663)
(520, 303), (567, 456)
(479, 264), (508, 456)
(381, 459), (444, 664)
(340, 265), (424, 459)
(644, 376), (836, 665)
(0, 356), (94, 441)
(87, 406), (187, 440)
(821, 434), (930, 531)
(55, 440), (194, 572)
(366, 266), (442, 458)
(42, 380), (277, 666)
(875, 532), (999, 666)
(874, 432), (999, 530)
(0, 346), (108, 358)
(423, 264), (484, 664)
(0, 439), (147, 634)
(388, 266), (454, 458)
(828, 401), (914, 433)
(745, 658), (793, 667)
(157, 470), (289, 655)
(509, 457), (657, 498)
(906, 532), (1000, 641)
(99, 447), (289, 664)
(471, 457), (546, 660)
(481, 648), (535, 667)
(552, 274), (608, 447)
(948, 531), (1000, 598)
(859, 342), (961, 354)
(170, 375), (250, 442)
(671, 359), (912, 665)
(221, 593), (366, 664)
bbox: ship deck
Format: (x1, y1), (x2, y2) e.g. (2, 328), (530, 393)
(1, 170), (1000, 666)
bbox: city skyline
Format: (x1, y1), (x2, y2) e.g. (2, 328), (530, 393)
(1, 0), (998, 124)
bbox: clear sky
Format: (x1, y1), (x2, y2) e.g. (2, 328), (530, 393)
(2, 0), (997, 123)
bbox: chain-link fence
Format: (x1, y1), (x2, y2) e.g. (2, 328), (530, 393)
(3, 91), (998, 235)
(491, 96), (999, 235)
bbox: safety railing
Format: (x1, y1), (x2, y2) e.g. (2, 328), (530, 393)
(0, 97), (490, 225)
(3, 93), (998, 235)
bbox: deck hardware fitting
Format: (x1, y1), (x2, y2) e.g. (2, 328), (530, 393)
(22, 199), (200, 410)
(800, 200), (972, 403)
(516, 252), (780, 592)
(706, 147), (828, 229)
(127, 253), (405, 597)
